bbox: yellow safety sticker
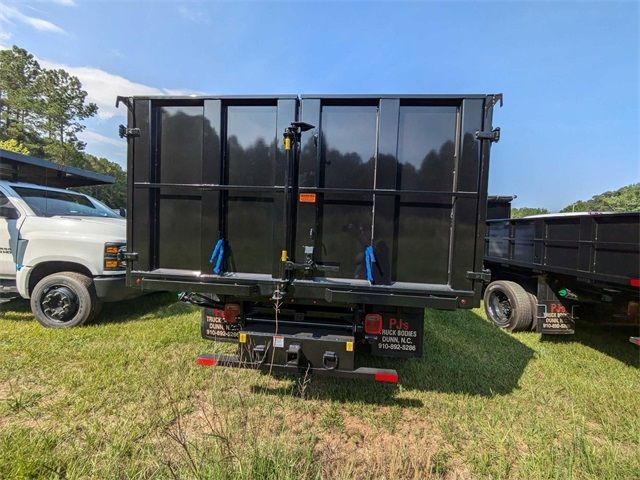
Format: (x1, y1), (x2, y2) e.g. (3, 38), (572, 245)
(346, 341), (354, 352)
(284, 137), (291, 150)
(281, 250), (288, 262)
(239, 332), (247, 344)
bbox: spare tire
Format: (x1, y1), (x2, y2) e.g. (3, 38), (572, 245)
(483, 280), (533, 332)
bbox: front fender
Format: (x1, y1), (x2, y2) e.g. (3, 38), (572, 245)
(16, 255), (99, 299)
(25, 254), (99, 275)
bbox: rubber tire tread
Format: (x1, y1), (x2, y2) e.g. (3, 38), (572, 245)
(483, 280), (533, 332)
(30, 272), (98, 328)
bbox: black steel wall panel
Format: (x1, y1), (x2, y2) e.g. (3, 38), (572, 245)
(200, 100), (223, 273)
(130, 100), (151, 272)
(156, 105), (204, 270)
(485, 213), (640, 288)
(449, 99), (483, 290)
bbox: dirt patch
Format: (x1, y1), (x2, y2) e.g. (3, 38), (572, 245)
(159, 379), (474, 479)
(313, 409), (467, 479)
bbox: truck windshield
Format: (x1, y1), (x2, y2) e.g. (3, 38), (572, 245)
(12, 187), (120, 218)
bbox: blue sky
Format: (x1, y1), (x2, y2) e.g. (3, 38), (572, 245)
(1, 0), (637, 210)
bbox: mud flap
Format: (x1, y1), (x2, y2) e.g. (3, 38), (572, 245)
(201, 307), (242, 342)
(368, 307), (424, 358)
(535, 278), (576, 334)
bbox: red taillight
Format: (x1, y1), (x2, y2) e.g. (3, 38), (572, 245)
(197, 356), (217, 366)
(364, 313), (383, 335)
(224, 303), (241, 324)
(629, 278), (640, 288)
(374, 372), (398, 383)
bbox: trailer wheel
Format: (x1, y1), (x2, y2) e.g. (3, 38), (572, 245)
(483, 281), (533, 332)
(30, 272), (99, 328)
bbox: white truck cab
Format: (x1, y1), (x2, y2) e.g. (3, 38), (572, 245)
(0, 179), (135, 327)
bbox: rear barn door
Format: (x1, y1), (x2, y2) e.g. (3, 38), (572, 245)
(295, 97), (479, 289)
(209, 99), (296, 278)
(131, 98), (296, 278)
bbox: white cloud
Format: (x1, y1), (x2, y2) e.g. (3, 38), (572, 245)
(48, 0), (77, 6)
(78, 129), (124, 148)
(177, 6), (209, 24)
(39, 59), (199, 119)
(0, 2), (67, 34)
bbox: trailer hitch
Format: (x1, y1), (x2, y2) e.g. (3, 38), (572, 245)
(178, 292), (221, 309)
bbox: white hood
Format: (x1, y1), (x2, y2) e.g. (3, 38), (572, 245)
(20, 216), (126, 243)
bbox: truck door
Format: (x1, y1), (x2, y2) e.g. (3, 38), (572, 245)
(0, 190), (20, 278)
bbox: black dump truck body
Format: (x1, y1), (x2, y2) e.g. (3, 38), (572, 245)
(120, 94), (502, 381)
(484, 212), (640, 334)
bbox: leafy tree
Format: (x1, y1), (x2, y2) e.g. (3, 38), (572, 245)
(0, 138), (29, 155)
(35, 68), (97, 145)
(0, 46), (42, 149)
(511, 207), (550, 218)
(561, 184), (640, 213)
(70, 153), (127, 208)
(0, 44), (124, 207)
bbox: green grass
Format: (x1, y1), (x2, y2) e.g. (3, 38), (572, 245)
(0, 293), (638, 479)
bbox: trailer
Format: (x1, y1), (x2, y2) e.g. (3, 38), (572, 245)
(484, 212), (640, 333)
(118, 93), (502, 382)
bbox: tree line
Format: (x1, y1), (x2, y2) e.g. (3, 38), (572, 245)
(511, 183), (640, 218)
(0, 45), (125, 207)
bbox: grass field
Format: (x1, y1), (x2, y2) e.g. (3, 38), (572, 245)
(1, 294), (638, 479)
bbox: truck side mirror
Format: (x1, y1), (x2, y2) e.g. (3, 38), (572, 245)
(0, 206), (19, 220)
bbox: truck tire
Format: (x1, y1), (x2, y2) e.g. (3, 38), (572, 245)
(483, 280), (533, 332)
(30, 272), (100, 328)
(527, 292), (539, 331)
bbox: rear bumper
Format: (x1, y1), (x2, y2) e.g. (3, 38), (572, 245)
(196, 353), (399, 383)
(94, 275), (140, 302)
(133, 270), (479, 310)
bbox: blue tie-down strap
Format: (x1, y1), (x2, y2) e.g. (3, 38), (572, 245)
(209, 239), (225, 275)
(365, 245), (376, 284)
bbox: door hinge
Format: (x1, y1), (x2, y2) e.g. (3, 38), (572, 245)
(467, 269), (491, 283)
(118, 124), (140, 139)
(118, 251), (139, 262)
(475, 127), (500, 143)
